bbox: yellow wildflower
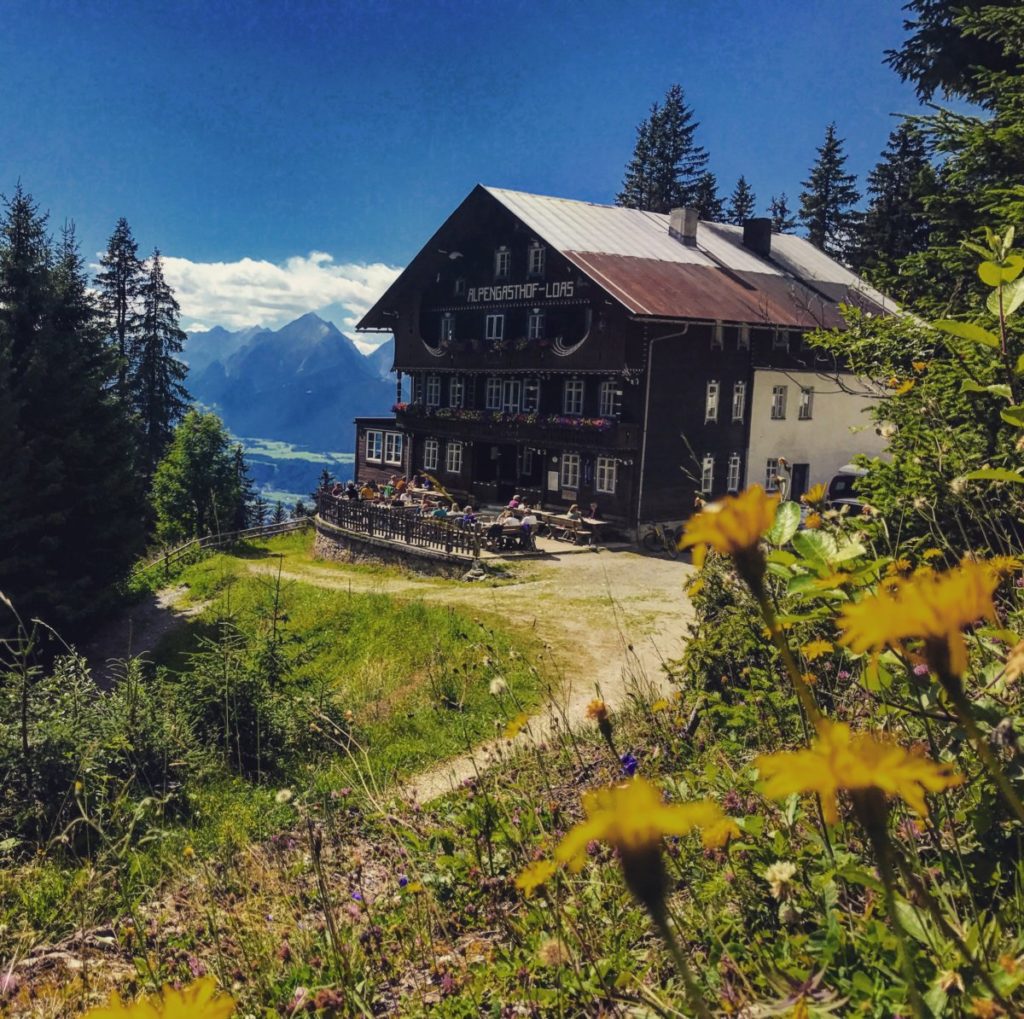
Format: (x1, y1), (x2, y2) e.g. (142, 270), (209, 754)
(554, 778), (737, 873)
(515, 859), (557, 897)
(800, 639), (833, 662)
(503, 712), (530, 739)
(800, 482), (828, 506)
(922, 548), (943, 560)
(912, 360), (928, 373)
(680, 485), (780, 577)
(970, 998), (1003, 1018)
(84, 978), (235, 1019)
(837, 562), (997, 676)
(586, 699), (609, 723)
(756, 719), (962, 825)
(886, 557), (912, 576)
(803, 511), (823, 530)
(182, 845), (195, 860)
(651, 698), (670, 712)
(801, 671), (818, 687)
(986, 555), (1022, 577)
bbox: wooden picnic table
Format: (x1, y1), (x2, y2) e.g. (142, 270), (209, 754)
(540, 512), (606, 546)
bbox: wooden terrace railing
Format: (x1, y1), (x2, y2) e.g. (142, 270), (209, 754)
(316, 493), (482, 559)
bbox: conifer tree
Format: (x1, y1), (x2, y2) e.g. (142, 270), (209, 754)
(0, 188), (145, 629)
(131, 249), (190, 476)
(768, 193), (798, 233)
(252, 494), (268, 527)
(96, 217), (144, 395)
(692, 172), (724, 221)
(726, 176), (757, 225)
(799, 123), (862, 259)
(850, 123), (934, 277)
(272, 500), (286, 525)
(292, 498), (308, 519)
(618, 85), (708, 212)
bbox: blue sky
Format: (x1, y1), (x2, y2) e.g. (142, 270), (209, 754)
(1, 0), (926, 340)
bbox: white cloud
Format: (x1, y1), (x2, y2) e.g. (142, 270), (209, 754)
(158, 251), (403, 335)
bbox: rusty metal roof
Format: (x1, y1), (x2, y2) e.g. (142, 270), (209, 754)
(484, 187), (894, 325)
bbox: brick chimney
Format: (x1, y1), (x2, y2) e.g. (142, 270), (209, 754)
(742, 218), (772, 258)
(668, 207), (699, 247)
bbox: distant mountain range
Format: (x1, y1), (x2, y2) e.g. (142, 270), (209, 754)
(184, 314), (395, 452)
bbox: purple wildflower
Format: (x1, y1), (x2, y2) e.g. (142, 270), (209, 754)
(620, 752), (638, 777)
(837, 670), (851, 680)
(398, 874), (409, 888)
(914, 663), (930, 677)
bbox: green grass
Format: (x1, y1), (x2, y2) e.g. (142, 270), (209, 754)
(241, 437), (355, 464)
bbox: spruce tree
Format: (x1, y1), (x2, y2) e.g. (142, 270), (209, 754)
(692, 172), (724, 221)
(96, 217), (144, 396)
(726, 176), (757, 225)
(617, 85), (708, 212)
(799, 123), (861, 259)
(272, 501), (286, 525)
(850, 123), (934, 277)
(131, 249), (190, 476)
(768, 193), (798, 233)
(0, 188), (145, 630)
(231, 443), (256, 529)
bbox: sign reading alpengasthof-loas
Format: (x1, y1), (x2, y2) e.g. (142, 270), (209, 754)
(467, 282), (575, 303)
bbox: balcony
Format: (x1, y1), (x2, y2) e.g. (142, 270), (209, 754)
(394, 406), (641, 450)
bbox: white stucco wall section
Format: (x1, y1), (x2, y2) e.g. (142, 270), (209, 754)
(745, 369), (887, 491)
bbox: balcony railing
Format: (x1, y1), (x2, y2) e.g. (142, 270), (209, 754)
(393, 406), (640, 449)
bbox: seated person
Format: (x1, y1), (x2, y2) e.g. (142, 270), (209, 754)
(422, 476), (433, 490)
(395, 476), (407, 493)
(430, 503), (449, 519)
(330, 481), (344, 497)
(588, 501), (602, 520)
(460, 504), (477, 527)
(519, 508), (539, 548)
(487, 508), (514, 542)
(567, 503), (582, 521)
(411, 473), (423, 489)
(507, 494), (521, 509)
(360, 483), (375, 500)
(381, 480), (395, 498)
(345, 481), (359, 500)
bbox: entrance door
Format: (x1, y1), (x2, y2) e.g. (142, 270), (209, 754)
(790, 463), (810, 502)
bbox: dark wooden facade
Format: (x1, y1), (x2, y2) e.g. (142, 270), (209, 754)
(356, 186), (877, 530)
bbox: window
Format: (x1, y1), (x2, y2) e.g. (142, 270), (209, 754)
(365, 429), (382, 463)
(501, 379), (522, 413)
(765, 457), (780, 492)
(705, 380), (719, 423)
(494, 247), (510, 280)
(711, 321), (724, 350)
(522, 378), (540, 412)
(384, 431), (403, 465)
(727, 453), (741, 493)
(773, 329), (790, 351)
(599, 380), (619, 417)
(446, 441), (463, 473)
(440, 313), (454, 342)
(770, 385), (787, 420)
(528, 243), (545, 277)
(485, 313), (504, 341)
(527, 309), (545, 340)
(454, 277), (466, 297)
(485, 376), (502, 410)
(449, 375), (464, 408)
(425, 374), (441, 408)
(738, 324), (750, 351)
(798, 387), (814, 420)
(731, 381), (746, 422)
(701, 454), (714, 495)
(563, 379), (584, 416)
(560, 452), (580, 489)
(596, 456), (617, 494)
(423, 438), (439, 471)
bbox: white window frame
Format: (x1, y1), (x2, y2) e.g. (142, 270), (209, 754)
(731, 381), (746, 422)
(528, 243), (545, 277)
(501, 379), (522, 413)
(485, 376), (502, 410)
(711, 321), (724, 350)
(485, 313), (504, 341)
(449, 375), (464, 408)
(365, 429), (382, 463)
(522, 378), (540, 412)
(595, 456), (617, 494)
(440, 313), (454, 343)
(701, 454), (714, 495)
(727, 453), (741, 493)
(765, 457), (780, 492)
(770, 385), (787, 420)
(798, 387), (814, 420)
(773, 329), (790, 351)
(705, 380), (719, 423)
(527, 310), (544, 340)
(560, 452), (580, 489)
(446, 441), (463, 474)
(384, 431), (403, 466)
(494, 247), (510, 280)
(599, 380), (618, 417)
(425, 374), (441, 408)
(423, 438), (439, 471)
(563, 379), (584, 416)
(738, 324), (750, 350)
